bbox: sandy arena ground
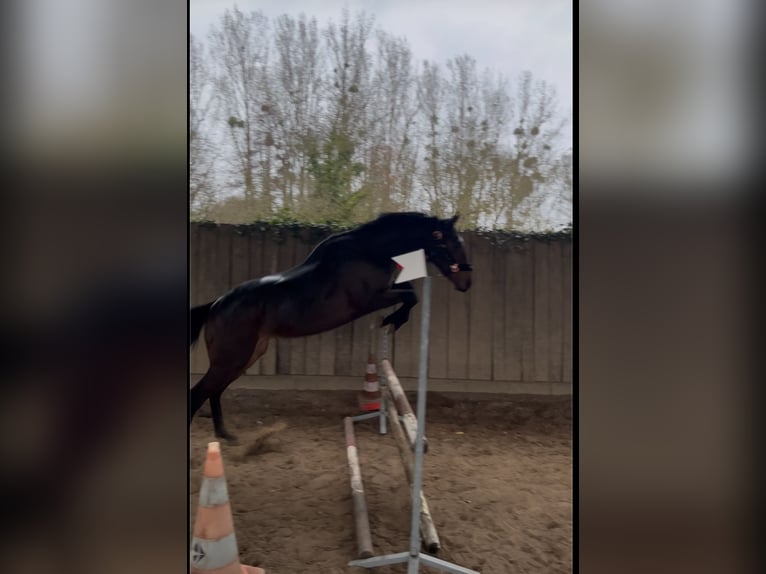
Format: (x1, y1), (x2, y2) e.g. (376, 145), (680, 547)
(190, 389), (572, 574)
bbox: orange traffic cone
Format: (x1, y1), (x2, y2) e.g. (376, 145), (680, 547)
(191, 442), (265, 574)
(358, 352), (382, 411)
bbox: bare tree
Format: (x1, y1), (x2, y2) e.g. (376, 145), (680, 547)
(515, 150), (572, 231)
(189, 34), (218, 215)
(195, 7), (571, 231)
(305, 9), (374, 223)
(418, 56), (513, 229)
(478, 69), (513, 229)
(443, 55), (480, 224)
(208, 8), (271, 208)
(271, 14), (323, 215)
(324, 9), (374, 136)
(416, 60), (446, 215)
(362, 31), (419, 217)
(503, 71), (569, 230)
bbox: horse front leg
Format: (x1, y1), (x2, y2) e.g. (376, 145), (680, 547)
(380, 281), (418, 331)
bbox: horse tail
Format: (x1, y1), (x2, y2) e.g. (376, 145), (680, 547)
(190, 302), (213, 347)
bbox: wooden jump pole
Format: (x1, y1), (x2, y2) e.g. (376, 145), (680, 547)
(384, 390), (441, 554)
(381, 359), (428, 453)
(344, 417), (374, 559)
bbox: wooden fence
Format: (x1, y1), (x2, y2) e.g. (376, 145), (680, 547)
(190, 222), (572, 394)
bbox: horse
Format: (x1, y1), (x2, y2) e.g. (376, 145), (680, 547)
(189, 211), (473, 441)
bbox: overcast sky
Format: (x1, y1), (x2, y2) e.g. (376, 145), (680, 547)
(190, 0), (572, 147)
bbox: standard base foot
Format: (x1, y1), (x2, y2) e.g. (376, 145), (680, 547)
(349, 551), (479, 573)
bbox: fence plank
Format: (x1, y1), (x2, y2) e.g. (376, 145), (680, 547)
(230, 228), (250, 287)
(428, 267), (449, 380)
(516, 243), (535, 382)
(467, 232), (493, 380)
(447, 257), (470, 380)
(351, 317), (373, 385)
(219, 226), (237, 291)
(533, 241), (550, 382)
(190, 224), (202, 306)
(304, 333), (321, 376)
(562, 241), (573, 383)
(198, 225), (221, 302)
(491, 239), (508, 380)
(252, 228), (268, 279)
(319, 328), (337, 376)
(335, 321), (354, 377)
(548, 241), (564, 383)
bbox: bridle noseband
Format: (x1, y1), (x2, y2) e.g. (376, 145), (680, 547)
(430, 231), (473, 273)
(449, 262), (473, 273)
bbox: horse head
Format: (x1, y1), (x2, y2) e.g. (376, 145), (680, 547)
(426, 214), (473, 292)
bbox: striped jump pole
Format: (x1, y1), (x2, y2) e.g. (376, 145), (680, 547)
(344, 417), (374, 559)
(384, 390), (440, 554)
(381, 359), (428, 453)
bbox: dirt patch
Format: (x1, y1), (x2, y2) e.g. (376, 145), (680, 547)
(190, 389), (572, 574)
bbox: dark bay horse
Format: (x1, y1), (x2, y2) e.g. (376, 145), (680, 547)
(189, 212), (473, 441)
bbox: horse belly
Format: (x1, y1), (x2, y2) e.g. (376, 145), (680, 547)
(275, 305), (358, 337)
(269, 271), (390, 338)
(271, 288), (367, 337)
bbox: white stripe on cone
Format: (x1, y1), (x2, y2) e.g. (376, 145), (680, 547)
(364, 381), (379, 393)
(191, 532), (239, 570)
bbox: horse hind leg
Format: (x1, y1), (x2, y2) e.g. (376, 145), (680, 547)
(206, 335), (271, 443)
(189, 364), (242, 441)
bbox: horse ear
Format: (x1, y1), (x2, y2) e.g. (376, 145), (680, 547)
(448, 213), (459, 225)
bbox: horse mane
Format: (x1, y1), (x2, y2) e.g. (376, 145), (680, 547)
(303, 212), (438, 264)
(355, 211), (436, 233)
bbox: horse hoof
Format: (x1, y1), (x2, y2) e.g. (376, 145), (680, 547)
(216, 431), (239, 445)
(382, 314), (407, 330)
(393, 317), (407, 331)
